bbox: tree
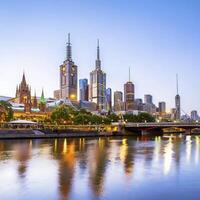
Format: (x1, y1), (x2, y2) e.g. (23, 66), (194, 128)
(123, 112), (155, 123)
(0, 101), (13, 122)
(50, 105), (72, 124)
(137, 112), (155, 122)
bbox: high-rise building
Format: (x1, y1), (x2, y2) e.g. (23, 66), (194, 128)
(124, 68), (134, 111)
(114, 91), (123, 112)
(60, 33), (78, 101)
(89, 40), (106, 111)
(106, 88), (112, 112)
(158, 101), (166, 113)
(175, 74), (181, 121)
(144, 94), (153, 104)
(79, 79), (88, 101)
(191, 110), (198, 121)
(135, 98), (143, 111)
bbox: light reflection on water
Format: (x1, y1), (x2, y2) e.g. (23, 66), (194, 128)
(0, 136), (200, 200)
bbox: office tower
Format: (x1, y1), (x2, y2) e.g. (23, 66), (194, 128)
(114, 91), (123, 112)
(124, 68), (134, 111)
(135, 98), (143, 111)
(106, 88), (112, 112)
(89, 40), (106, 111)
(191, 110), (198, 121)
(144, 94), (153, 104)
(79, 79), (89, 101)
(60, 33), (78, 101)
(158, 101), (166, 113)
(175, 74), (181, 120)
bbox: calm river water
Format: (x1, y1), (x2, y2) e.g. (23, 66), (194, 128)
(0, 135), (200, 200)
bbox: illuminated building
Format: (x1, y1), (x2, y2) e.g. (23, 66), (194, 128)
(60, 33), (78, 102)
(89, 40), (106, 111)
(124, 68), (134, 111)
(15, 73), (32, 112)
(158, 101), (166, 114)
(39, 89), (46, 112)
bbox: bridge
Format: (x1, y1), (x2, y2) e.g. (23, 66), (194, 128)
(123, 122), (200, 135)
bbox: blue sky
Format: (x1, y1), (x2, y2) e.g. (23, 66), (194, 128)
(0, 0), (200, 113)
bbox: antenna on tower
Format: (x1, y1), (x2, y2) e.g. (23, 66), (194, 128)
(66, 33), (72, 60)
(176, 73), (179, 95)
(129, 67), (131, 82)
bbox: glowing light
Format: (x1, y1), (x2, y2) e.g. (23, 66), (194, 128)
(63, 139), (67, 153)
(163, 138), (173, 175)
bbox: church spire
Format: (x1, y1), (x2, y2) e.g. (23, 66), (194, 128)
(22, 71), (26, 84)
(95, 39), (101, 69)
(66, 33), (72, 61)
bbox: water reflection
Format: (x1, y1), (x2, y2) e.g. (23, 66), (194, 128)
(0, 136), (200, 200)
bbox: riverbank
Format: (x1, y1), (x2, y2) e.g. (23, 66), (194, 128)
(0, 129), (122, 139)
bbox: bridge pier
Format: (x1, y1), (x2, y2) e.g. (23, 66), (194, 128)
(185, 129), (191, 135)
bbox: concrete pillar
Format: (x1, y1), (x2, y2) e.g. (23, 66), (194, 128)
(185, 129), (191, 135)
(142, 130), (149, 136)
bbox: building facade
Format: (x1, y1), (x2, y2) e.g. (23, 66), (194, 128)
(114, 91), (123, 112)
(15, 73), (32, 112)
(60, 33), (78, 101)
(158, 101), (166, 114)
(124, 81), (134, 111)
(89, 40), (106, 111)
(191, 110), (198, 121)
(175, 74), (181, 121)
(79, 79), (89, 101)
(144, 94), (153, 104)
(105, 88), (112, 112)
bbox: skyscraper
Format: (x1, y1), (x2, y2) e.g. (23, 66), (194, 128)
(79, 79), (88, 101)
(106, 88), (112, 112)
(144, 94), (153, 104)
(158, 101), (166, 113)
(124, 68), (134, 111)
(175, 74), (181, 121)
(191, 110), (198, 121)
(89, 40), (106, 111)
(60, 33), (78, 101)
(114, 91), (123, 112)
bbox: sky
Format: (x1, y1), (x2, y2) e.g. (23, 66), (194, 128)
(0, 0), (200, 113)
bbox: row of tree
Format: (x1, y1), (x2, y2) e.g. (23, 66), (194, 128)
(50, 105), (155, 125)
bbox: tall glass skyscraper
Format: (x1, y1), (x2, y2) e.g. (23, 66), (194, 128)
(60, 33), (78, 101)
(106, 88), (112, 112)
(79, 79), (88, 101)
(89, 40), (106, 111)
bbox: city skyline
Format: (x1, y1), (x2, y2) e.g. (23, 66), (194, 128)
(0, 0), (200, 113)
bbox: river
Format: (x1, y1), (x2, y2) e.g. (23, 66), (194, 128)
(0, 135), (199, 200)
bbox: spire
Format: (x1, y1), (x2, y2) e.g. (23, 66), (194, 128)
(129, 67), (131, 82)
(40, 88), (46, 104)
(176, 73), (179, 95)
(95, 39), (101, 68)
(22, 71), (26, 84)
(66, 33), (72, 60)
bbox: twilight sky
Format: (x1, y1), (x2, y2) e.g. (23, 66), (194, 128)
(0, 0), (200, 113)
